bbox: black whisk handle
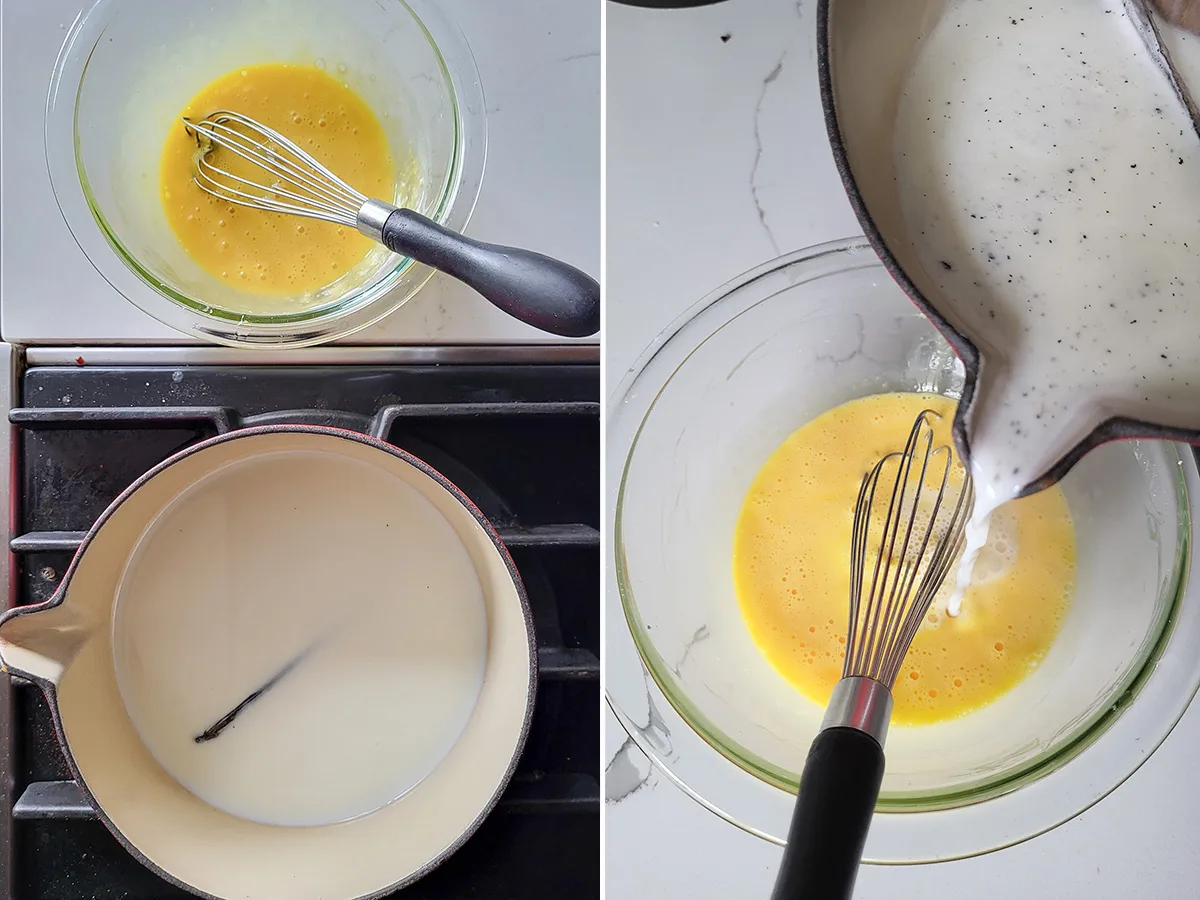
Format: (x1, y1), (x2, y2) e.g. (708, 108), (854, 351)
(379, 208), (600, 338)
(770, 726), (884, 900)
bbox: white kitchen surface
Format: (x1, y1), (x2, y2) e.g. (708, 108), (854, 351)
(605, 1), (1200, 897)
(0, 0), (598, 345)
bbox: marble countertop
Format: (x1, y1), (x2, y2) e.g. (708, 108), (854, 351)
(604, 0), (1200, 896)
(0, 0), (598, 346)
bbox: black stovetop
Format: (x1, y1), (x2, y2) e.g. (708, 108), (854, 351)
(1, 362), (599, 900)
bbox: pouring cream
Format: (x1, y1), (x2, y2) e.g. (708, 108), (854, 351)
(894, 0), (1200, 602)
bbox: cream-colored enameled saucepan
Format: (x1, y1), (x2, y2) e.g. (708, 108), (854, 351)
(0, 426), (535, 900)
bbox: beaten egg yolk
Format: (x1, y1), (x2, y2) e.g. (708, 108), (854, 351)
(732, 392), (1075, 726)
(160, 63), (395, 299)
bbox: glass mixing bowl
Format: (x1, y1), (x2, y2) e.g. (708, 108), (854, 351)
(46, 0), (485, 348)
(606, 238), (1200, 863)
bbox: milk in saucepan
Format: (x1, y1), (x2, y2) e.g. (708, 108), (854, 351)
(113, 448), (488, 827)
(894, 0), (1200, 591)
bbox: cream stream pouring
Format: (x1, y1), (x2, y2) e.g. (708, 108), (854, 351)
(822, 0), (1200, 535)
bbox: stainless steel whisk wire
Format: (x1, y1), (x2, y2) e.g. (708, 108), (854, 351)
(845, 411), (973, 685)
(185, 111), (367, 228)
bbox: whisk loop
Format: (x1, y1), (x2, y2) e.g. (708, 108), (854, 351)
(184, 111), (365, 228)
(845, 409), (974, 687)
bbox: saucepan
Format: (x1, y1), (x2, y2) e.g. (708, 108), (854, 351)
(0, 426), (535, 900)
(818, 0), (1200, 497)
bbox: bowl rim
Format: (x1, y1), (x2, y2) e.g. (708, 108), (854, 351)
(45, 0), (487, 349)
(606, 238), (1200, 862)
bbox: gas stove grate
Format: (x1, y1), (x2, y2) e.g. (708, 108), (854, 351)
(1, 363), (599, 900)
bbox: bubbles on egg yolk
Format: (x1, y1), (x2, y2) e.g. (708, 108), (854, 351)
(159, 62), (397, 300)
(731, 392), (1076, 726)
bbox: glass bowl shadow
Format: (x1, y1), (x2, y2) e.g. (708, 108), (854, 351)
(47, 0), (486, 348)
(606, 237), (1200, 863)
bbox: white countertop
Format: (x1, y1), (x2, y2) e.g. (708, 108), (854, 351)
(0, 0), (598, 346)
(604, 0), (1200, 896)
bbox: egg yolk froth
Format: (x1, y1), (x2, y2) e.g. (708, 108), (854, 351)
(160, 63), (395, 300)
(732, 392), (1075, 726)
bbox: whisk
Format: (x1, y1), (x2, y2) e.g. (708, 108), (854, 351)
(182, 111), (599, 338)
(771, 410), (974, 900)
